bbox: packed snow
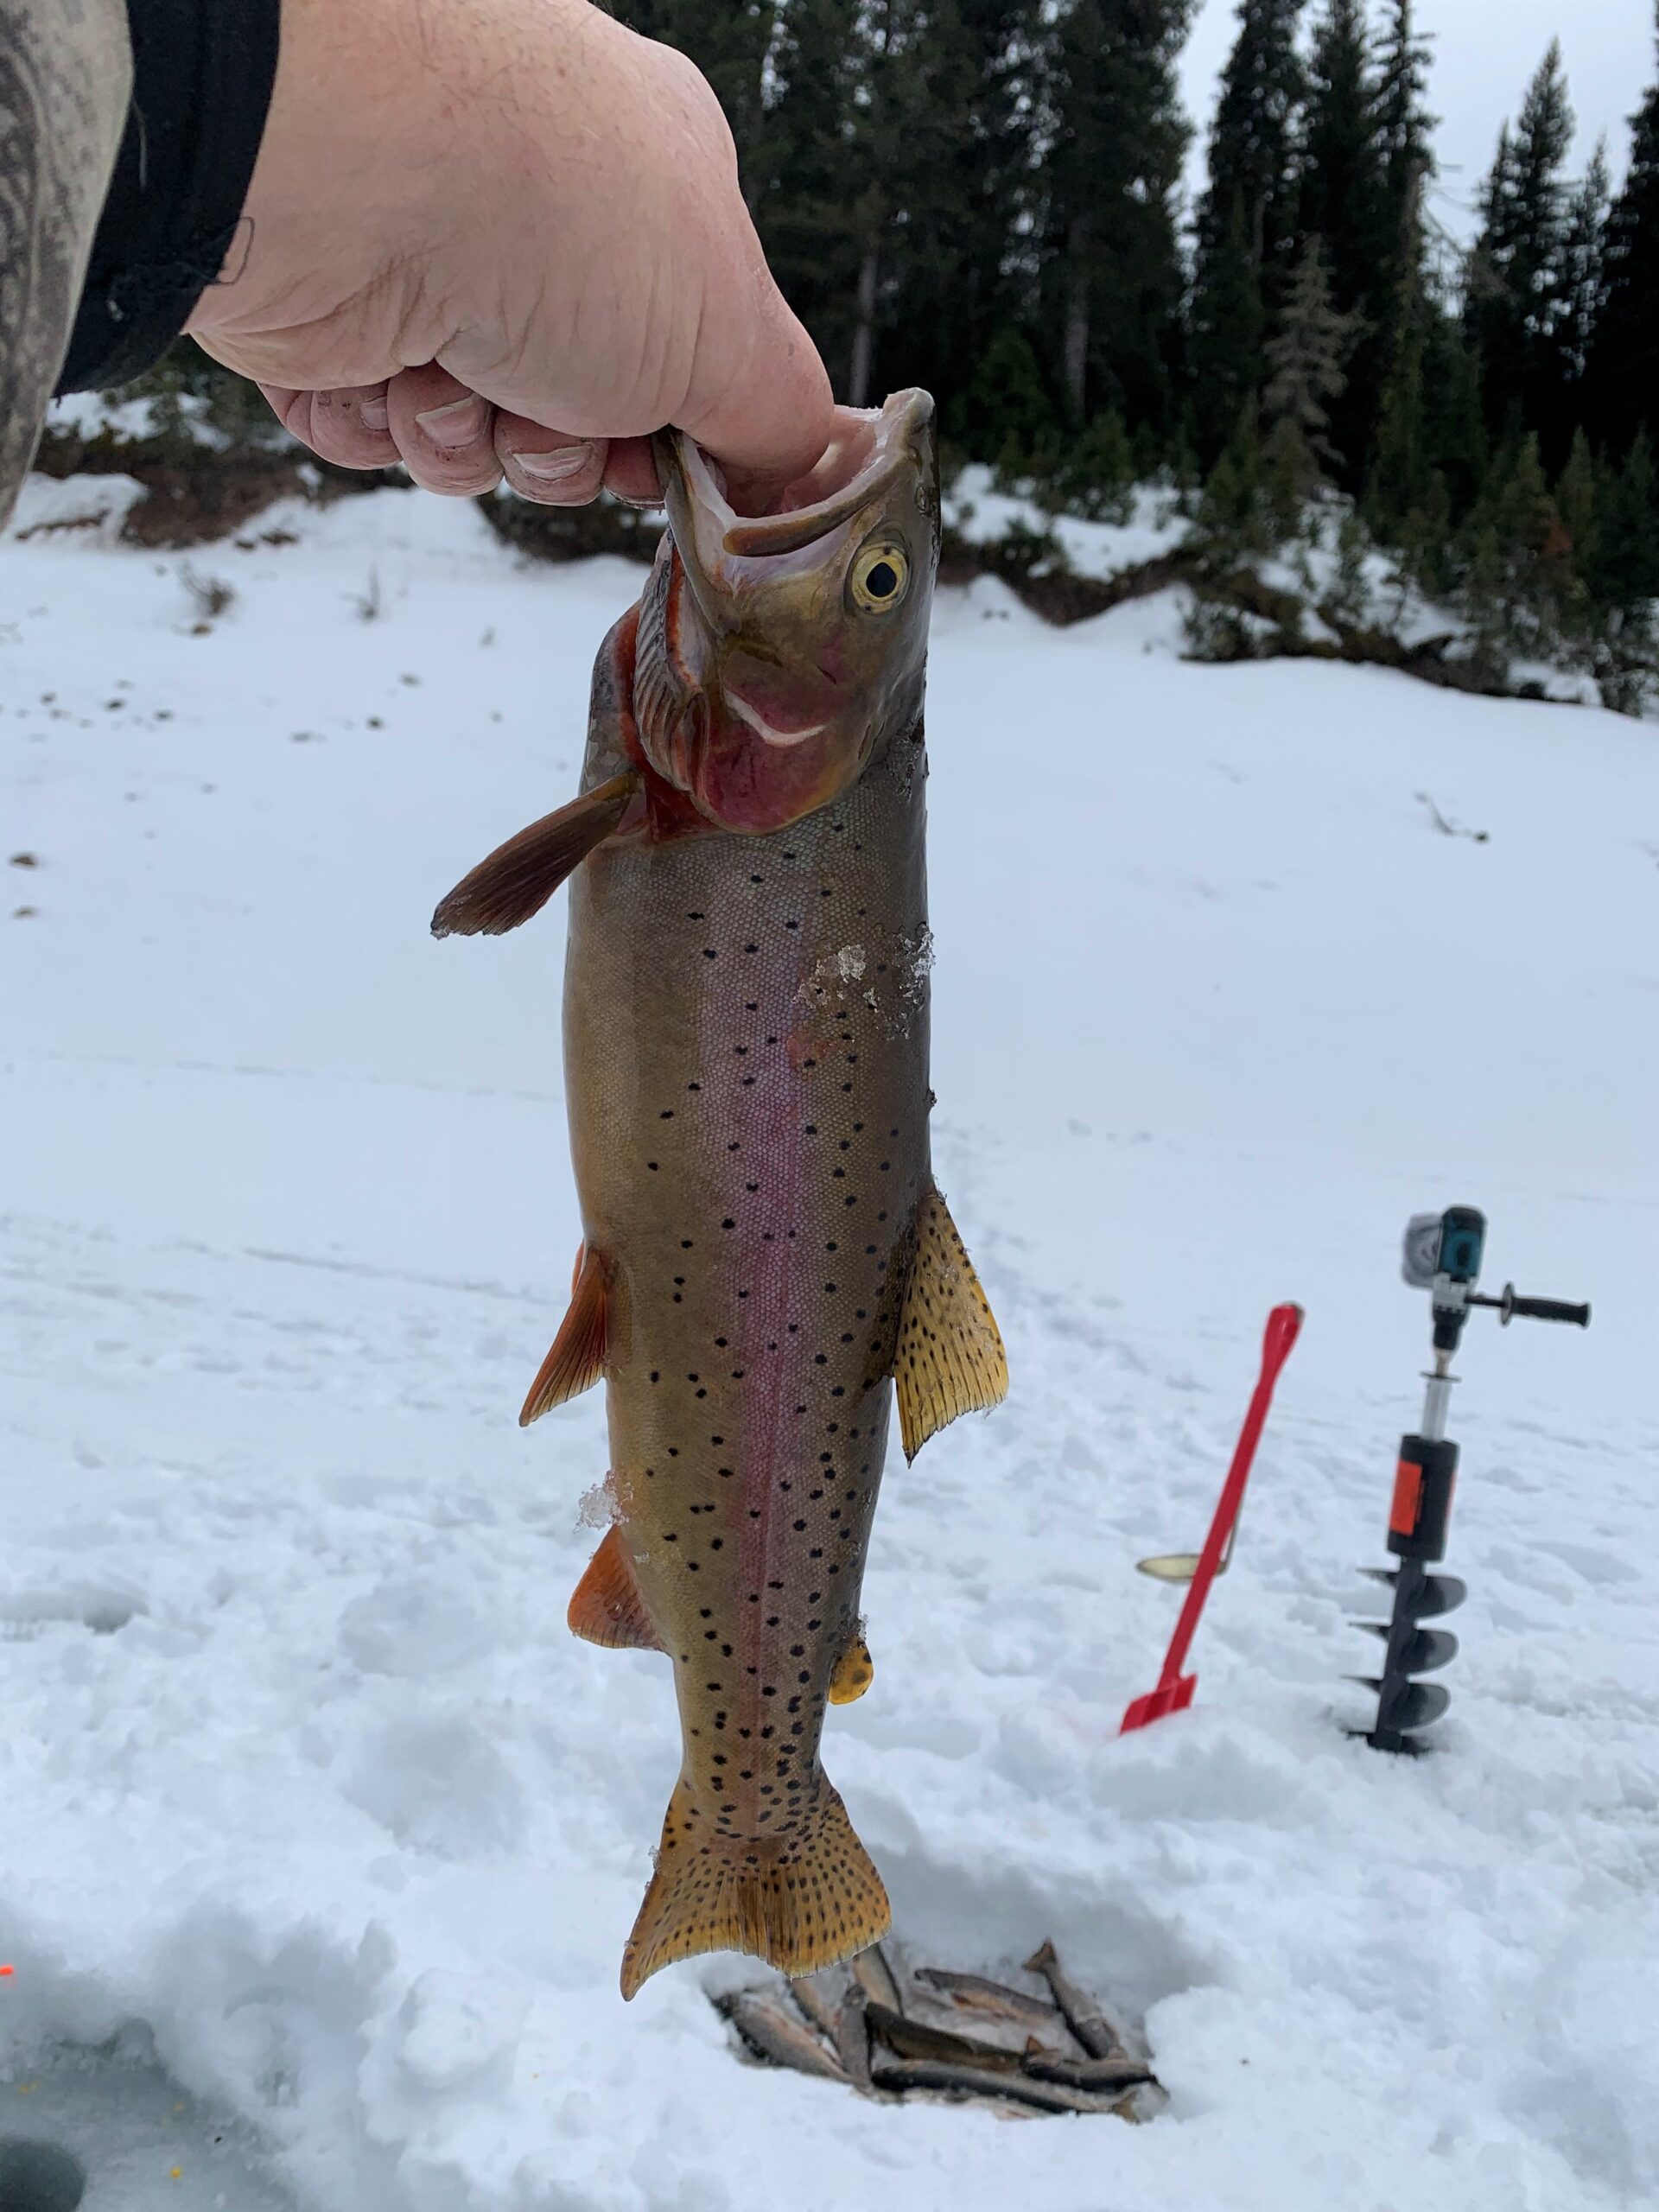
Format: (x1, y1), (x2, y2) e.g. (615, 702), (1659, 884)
(3, 480), (1656, 2212)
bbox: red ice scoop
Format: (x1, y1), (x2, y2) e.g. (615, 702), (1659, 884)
(1119, 1302), (1304, 1733)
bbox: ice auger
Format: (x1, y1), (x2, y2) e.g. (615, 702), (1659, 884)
(1355, 1205), (1590, 1754)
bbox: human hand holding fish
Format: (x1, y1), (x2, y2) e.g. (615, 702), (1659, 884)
(188, 0), (833, 509)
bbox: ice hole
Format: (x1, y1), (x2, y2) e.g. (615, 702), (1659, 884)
(0, 2137), (86, 2212)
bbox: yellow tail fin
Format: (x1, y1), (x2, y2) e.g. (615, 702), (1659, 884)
(620, 1777), (890, 2000)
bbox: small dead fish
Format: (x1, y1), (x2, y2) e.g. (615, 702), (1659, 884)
(851, 1942), (904, 2016)
(1024, 1940), (1128, 2062)
(914, 1966), (1064, 2028)
(863, 2000), (1025, 2076)
(788, 1970), (846, 2042)
(1022, 2052), (1156, 2094)
(836, 1985), (874, 2093)
(868, 2055), (1131, 2117)
(717, 1989), (847, 2082)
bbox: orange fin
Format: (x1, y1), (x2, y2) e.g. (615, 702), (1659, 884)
(620, 1777), (890, 2000)
(568, 1524), (663, 1651)
(431, 770), (638, 938)
(829, 1631), (874, 1706)
(893, 1180), (1008, 1461)
(520, 1245), (608, 1425)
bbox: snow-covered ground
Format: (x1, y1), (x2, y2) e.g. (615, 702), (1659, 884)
(3, 481), (1656, 2212)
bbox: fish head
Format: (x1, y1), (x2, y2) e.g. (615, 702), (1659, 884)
(635, 389), (938, 834)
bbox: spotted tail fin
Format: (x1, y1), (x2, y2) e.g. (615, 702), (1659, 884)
(619, 1777), (890, 2000)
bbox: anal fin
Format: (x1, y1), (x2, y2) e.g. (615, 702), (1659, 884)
(569, 1523), (663, 1651)
(431, 770), (639, 938)
(893, 1181), (1008, 1461)
(829, 1631), (874, 1705)
(520, 1243), (608, 1424)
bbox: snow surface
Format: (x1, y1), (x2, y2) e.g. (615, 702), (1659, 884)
(3, 483), (1656, 2212)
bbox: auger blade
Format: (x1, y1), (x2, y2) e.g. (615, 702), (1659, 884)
(1360, 1567), (1467, 1618)
(1350, 1622), (1459, 1672)
(1376, 1678), (1451, 1731)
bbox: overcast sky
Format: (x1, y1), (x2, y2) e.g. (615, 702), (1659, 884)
(1178, 0), (1656, 238)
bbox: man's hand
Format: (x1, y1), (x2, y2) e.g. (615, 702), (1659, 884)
(187, 0), (832, 505)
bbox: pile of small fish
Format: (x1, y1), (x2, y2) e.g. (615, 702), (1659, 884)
(713, 1938), (1163, 2120)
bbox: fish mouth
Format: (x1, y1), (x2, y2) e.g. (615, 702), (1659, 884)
(658, 390), (935, 563)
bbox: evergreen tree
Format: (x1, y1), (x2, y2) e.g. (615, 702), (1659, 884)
(1189, 0), (1304, 463)
(1370, 0), (1436, 389)
(757, 0), (865, 388)
(1465, 44), (1574, 446)
(1592, 429), (1659, 610)
(1554, 425), (1599, 588)
(1590, 16), (1659, 454)
(1190, 192), (1265, 464)
(1420, 315), (1486, 515)
(959, 325), (1057, 466)
(1042, 0), (1194, 437)
(1262, 238), (1360, 483)
(761, 0), (985, 406)
(1294, 0), (1388, 481)
(1552, 144), (1609, 453)
(877, 0), (1052, 417)
(1368, 308), (1427, 525)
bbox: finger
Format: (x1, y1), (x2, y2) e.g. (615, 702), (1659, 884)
(602, 436), (664, 507)
(385, 363), (504, 495)
(287, 385), (398, 470)
(493, 416), (609, 506)
(674, 251), (835, 498)
(258, 384), (311, 443)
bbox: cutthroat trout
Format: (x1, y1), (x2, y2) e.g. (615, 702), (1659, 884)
(434, 389), (1006, 1999)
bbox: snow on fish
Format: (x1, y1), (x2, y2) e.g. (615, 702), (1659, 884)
(433, 389), (1007, 1999)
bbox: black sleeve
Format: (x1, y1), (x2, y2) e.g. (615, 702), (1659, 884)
(54, 0), (281, 393)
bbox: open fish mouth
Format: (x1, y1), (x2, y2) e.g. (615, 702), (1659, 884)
(663, 391), (934, 563)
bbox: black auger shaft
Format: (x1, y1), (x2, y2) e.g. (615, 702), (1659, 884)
(1358, 1441), (1465, 1752)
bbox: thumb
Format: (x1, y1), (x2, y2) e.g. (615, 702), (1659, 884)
(672, 235), (836, 498)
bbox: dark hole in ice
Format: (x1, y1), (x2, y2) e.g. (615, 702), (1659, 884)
(0, 2137), (86, 2212)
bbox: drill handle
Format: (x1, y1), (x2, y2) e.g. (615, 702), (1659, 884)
(1499, 1286), (1591, 1328)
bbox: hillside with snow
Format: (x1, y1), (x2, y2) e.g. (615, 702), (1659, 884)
(2, 481), (1656, 2211)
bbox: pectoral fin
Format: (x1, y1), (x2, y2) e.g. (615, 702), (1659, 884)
(893, 1182), (1008, 1461)
(431, 770), (638, 938)
(568, 1523), (663, 1651)
(520, 1243), (608, 1424)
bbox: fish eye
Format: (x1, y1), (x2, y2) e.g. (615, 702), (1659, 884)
(849, 542), (910, 613)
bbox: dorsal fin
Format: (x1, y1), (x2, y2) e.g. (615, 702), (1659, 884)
(520, 1243), (608, 1424)
(893, 1182), (1008, 1461)
(431, 771), (638, 938)
(568, 1524), (663, 1651)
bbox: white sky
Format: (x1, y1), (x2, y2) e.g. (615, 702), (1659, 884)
(1178, 0), (1655, 237)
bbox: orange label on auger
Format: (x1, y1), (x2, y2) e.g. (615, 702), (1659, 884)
(1389, 1459), (1424, 1538)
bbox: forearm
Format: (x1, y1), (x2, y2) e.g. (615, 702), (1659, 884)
(0, 0), (132, 524)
